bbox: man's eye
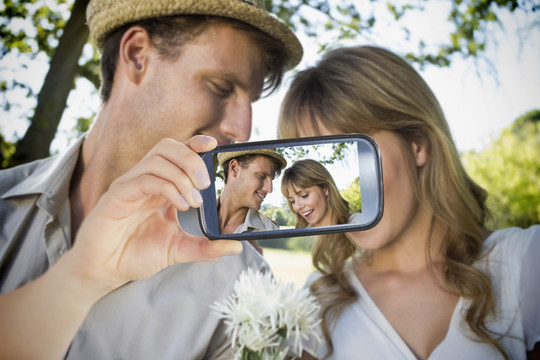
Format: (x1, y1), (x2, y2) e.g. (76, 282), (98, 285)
(211, 81), (233, 97)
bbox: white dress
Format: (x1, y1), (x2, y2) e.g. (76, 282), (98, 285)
(303, 226), (540, 359)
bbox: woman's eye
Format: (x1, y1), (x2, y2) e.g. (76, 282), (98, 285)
(301, 193), (309, 199)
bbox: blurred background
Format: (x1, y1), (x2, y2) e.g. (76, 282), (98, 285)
(1, 0), (539, 286)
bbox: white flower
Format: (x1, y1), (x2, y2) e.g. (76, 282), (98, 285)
(211, 268), (321, 360)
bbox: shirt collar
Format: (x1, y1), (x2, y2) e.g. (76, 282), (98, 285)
(234, 208), (268, 233)
(2, 136), (84, 215)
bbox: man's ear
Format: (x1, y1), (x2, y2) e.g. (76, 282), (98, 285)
(229, 160), (240, 178)
(411, 140), (428, 167)
(119, 26), (152, 84)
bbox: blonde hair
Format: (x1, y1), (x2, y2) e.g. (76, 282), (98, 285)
(281, 159), (350, 228)
(279, 46), (503, 359)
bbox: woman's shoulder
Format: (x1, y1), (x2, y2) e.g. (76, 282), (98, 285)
(483, 225), (539, 251)
(303, 261), (357, 289)
(479, 225), (540, 269)
(348, 212), (362, 224)
(304, 270), (323, 288)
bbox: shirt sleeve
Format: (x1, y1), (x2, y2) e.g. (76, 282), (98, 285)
(519, 225), (540, 350)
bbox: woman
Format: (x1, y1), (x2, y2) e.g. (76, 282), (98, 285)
(278, 46), (539, 359)
(281, 159), (351, 228)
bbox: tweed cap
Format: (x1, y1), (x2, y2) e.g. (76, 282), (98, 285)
(218, 149), (287, 171)
(86, 0), (302, 69)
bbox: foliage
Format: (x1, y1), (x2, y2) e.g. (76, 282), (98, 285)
(261, 204), (294, 227)
(1, 0), (70, 110)
(261, 235), (315, 252)
(1, 0), (96, 167)
(462, 110), (540, 229)
(283, 236), (315, 252)
(341, 176), (362, 213)
(0, 130), (16, 168)
(275, 141), (351, 165)
(268, 0), (538, 67)
(1, 0), (538, 167)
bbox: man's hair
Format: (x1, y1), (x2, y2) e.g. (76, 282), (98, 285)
(99, 15), (288, 102)
(222, 154), (282, 184)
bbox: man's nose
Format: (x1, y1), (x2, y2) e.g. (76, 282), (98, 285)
(219, 100), (252, 143)
(262, 178), (273, 193)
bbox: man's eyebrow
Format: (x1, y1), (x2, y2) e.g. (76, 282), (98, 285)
(220, 72), (262, 101)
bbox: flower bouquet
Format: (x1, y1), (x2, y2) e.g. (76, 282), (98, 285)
(211, 268), (320, 360)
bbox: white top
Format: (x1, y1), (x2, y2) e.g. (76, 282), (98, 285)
(303, 226), (540, 359)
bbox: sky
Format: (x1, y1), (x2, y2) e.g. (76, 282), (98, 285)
(251, 3), (540, 153)
(1, 2), (539, 155)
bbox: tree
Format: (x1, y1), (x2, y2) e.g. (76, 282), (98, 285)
(262, 203), (295, 227)
(1, 0), (537, 167)
(462, 110), (540, 229)
(9, 0), (91, 166)
(1, 0), (98, 167)
(341, 176), (362, 214)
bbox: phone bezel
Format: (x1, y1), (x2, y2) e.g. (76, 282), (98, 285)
(195, 134), (384, 240)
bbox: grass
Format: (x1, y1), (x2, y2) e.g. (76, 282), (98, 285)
(262, 247), (314, 287)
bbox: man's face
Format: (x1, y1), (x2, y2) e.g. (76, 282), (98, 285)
(230, 156), (276, 211)
(124, 22), (267, 160)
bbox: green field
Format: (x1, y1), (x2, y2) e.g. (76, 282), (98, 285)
(262, 248), (314, 287)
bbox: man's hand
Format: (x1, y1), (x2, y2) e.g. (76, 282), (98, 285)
(68, 135), (243, 291)
(0, 136), (244, 360)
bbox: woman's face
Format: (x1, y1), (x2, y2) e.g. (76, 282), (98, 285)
(297, 123), (426, 250)
(286, 183), (333, 227)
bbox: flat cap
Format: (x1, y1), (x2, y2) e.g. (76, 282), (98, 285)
(86, 0), (303, 69)
(217, 148), (287, 171)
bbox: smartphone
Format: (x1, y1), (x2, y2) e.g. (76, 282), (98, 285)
(178, 134), (383, 240)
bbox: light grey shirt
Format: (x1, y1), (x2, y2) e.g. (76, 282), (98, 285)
(0, 137), (269, 359)
(234, 208), (279, 233)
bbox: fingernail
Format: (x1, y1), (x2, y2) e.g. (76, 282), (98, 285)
(195, 168), (210, 188)
(178, 194), (189, 208)
(191, 188), (203, 205)
(226, 243), (243, 256)
(199, 135), (216, 143)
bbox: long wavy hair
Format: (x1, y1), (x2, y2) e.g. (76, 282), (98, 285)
(278, 45), (503, 359)
(281, 159), (350, 228)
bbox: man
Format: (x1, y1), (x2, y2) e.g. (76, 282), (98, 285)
(0, 0), (302, 358)
(217, 149), (286, 237)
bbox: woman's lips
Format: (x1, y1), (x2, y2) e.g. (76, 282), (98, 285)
(302, 209), (314, 219)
